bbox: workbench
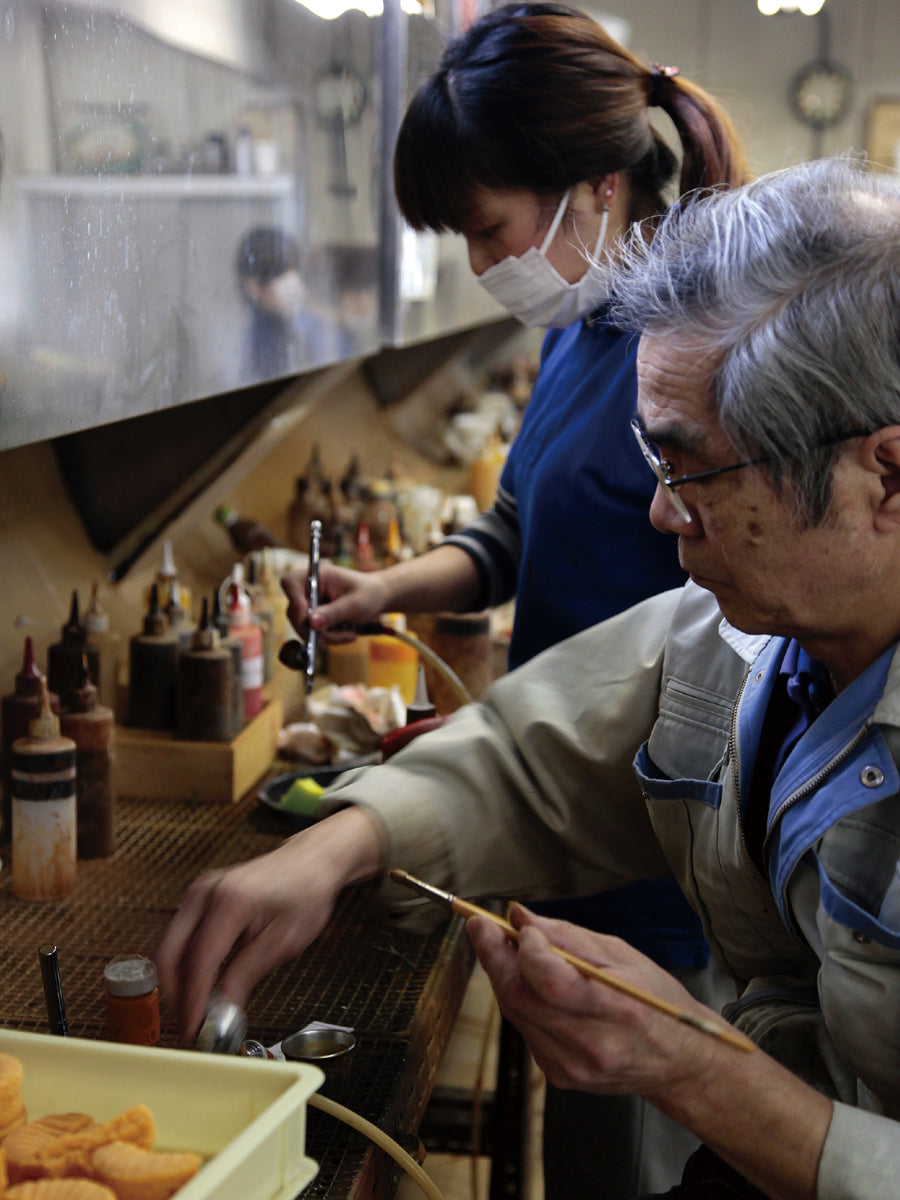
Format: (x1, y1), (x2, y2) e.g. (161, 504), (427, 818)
(0, 790), (475, 1199)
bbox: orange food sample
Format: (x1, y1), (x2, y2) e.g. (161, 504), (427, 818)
(0, 1057), (202, 1200)
(0, 1107), (28, 1140)
(91, 1142), (202, 1200)
(39, 1107), (155, 1179)
(6, 1180), (118, 1199)
(0, 1052), (25, 1126)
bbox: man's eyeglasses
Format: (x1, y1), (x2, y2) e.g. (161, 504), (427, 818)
(630, 416), (870, 522)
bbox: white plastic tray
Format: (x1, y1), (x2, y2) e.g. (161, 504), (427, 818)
(0, 1028), (322, 1200)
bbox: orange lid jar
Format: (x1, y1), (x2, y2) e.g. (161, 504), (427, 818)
(104, 954), (161, 1046)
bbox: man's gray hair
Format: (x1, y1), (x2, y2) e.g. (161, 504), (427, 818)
(610, 155), (900, 524)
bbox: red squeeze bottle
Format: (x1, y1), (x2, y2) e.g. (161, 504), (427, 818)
(225, 563), (263, 722)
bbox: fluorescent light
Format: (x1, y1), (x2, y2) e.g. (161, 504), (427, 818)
(758, 0), (825, 11)
(294, 0), (422, 15)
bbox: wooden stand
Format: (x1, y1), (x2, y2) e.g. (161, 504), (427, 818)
(115, 698), (283, 804)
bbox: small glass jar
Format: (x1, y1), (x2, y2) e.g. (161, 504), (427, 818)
(104, 954), (161, 1046)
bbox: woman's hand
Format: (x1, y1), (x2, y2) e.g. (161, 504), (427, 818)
(282, 563), (391, 642)
(154, 808), (383, 1042)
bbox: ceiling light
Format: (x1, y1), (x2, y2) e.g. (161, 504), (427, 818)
(294, 0), (423, 17)
(758, 0), (825, 12)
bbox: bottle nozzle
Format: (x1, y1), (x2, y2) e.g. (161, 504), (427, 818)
(159, 539), (177, 581)
(85, 582), (110, 633)
(62, 589), (83, 640)
(71, 652), (98, 712)
(29, 678), (61, 739)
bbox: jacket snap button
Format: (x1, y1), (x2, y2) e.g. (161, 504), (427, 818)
(852, 931), (871, 945)
(754, 671), (765, 683)
(860, 765), (884, 788)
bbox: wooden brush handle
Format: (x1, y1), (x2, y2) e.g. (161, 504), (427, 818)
(453, 897), (753, 1054)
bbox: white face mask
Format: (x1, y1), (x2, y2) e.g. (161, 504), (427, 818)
(476, 190), (611, 328)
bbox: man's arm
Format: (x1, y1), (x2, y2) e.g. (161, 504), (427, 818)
(322, 588), (686, 911)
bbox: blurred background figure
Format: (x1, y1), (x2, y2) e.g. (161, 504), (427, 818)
(235, 226), (354, 379)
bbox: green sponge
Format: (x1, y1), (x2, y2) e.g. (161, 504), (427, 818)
(279, 776), (325, 816)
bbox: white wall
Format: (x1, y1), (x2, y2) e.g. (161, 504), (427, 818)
(589, 0), (894, 175)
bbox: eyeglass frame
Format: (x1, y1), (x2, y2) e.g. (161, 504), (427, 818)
(630, 415), (871, 522)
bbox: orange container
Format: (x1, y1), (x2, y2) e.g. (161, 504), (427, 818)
(367, 635), (418, 705)
(104, 955), (161, 1046)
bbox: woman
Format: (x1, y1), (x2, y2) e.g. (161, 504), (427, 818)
(284, 6), (748, 1195)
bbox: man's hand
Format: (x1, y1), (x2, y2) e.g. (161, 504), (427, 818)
(468, 903), (718, 1101)
(468, 904), (832, 1200)
(154, 807), (383, 1042)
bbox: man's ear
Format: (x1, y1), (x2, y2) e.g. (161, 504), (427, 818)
(863, 428), (900, 528)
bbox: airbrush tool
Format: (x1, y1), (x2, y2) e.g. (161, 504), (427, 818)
(279, 518), (386, 691)
(278, 519), (326, 694)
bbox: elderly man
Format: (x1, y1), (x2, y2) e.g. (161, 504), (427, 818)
(156, 157), (900, 1199)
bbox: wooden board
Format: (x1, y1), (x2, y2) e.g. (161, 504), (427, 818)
(115, 698), (283, 803)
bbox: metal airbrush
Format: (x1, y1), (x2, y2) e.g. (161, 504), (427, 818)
(278, 518), (386, 694)
(278, 518), (323, 695)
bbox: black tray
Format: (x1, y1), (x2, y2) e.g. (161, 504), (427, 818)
(257, 757), (377, 828)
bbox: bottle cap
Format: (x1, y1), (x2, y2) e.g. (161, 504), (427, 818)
(158, 539), (177, 582)
(166, 579), (189, 626)
(211, 589), (230, 639)
(15, 636), (44, 698)
(405, 664), (436, 723)
(69, 655), (99, 713)
(103, 954), (158, 997)
(61, 589), (85, 644)
(84, 582), (110, 634)
(191, 597), (219, 650)
(28, 679), (61, 739)
(225, 564), (252, 629)
(142, 583), (168, 636)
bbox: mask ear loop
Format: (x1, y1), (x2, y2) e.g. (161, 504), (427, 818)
(566, 199), (611, 266)
(538, 189), (571, 254)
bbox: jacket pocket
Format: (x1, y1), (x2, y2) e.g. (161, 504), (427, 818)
(634, 743), (723, 810)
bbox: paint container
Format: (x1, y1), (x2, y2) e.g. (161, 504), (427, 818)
(412, 611), (493, 715)
(11, 680), (77, 901)
(1, 637), (60, 845)
(103, 954), (160, 1046)
(47, 590), (100, 711)
(164, 579), (196, 651)
(176, 598), (239, 742)
(84, 582), (122, 716)
(126, 584), (181, 730)
(246, 558), (275, 684)
(151, 539), (192, 620)
(367, 615), (418, 706)
(224, 564), (263, 722)
(60, 655), (116, 859)
(212, 590), (245, 736)
(281, 1024), (356, 1100)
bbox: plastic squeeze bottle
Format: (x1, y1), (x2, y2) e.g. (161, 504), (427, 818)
(1, 637), (60, 844)
(224, 563), (264, 721)
(11, 679), (77, 900)
(60, 655), (116, 859)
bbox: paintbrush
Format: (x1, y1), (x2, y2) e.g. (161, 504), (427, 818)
(388, 869), (754, 1054)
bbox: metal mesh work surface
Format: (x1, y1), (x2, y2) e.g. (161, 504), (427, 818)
(0, 793), (474, 1199)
